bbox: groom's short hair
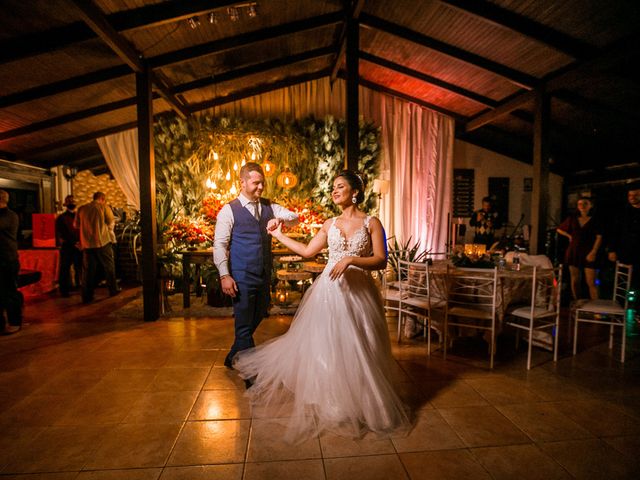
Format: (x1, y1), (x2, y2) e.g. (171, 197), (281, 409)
(240, 162), (264, 179)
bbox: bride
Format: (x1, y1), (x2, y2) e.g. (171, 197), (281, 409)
(233, 170), (411, 443)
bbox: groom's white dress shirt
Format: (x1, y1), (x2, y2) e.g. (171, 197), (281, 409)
(213, 193), (298, 277)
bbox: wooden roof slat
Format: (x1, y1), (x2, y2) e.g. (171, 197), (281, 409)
(465, 90), (536, 132)
(190, 69), (332, 112)
(0, 0), (241, 65)
(437, 0), (597, 60)
(360, 12), (538, 89)
(70, 0), (189, 119)
(360, 51), (498, 107)
(0, 65), (131, 110)
(173, 46), (335, 94)
(149, 11), (343, 68)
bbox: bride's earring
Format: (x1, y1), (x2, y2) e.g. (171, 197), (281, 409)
(352, 196), (357, 204)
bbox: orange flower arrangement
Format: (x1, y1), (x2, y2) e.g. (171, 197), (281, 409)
(166, 217), (214, 247)
(281, 198), (327, 236)
(201, 195), (226, 223)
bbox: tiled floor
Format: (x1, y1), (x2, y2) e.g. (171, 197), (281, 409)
(1, 288), (639, 479)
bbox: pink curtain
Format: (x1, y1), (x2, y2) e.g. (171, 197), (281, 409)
(98, 77), (453, 255)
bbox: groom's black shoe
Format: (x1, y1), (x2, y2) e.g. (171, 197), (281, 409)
(224, 356), (234, 370)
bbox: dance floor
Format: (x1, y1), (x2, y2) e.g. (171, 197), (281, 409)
(1, 287), (639, 479)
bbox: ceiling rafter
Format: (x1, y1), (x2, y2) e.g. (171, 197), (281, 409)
(20, 69), (333, 161)
(190, 69), (332, 113)
(330, 0), (366, 83)
(70, 0), (189, 119)
(149, 11), (342, 68)
(359, 13), (538, 89)
(0, 0), (242, 65)
(360, 51), (498, 107)
(0, 48), (334, 142)
(466, 33), (640, 132)
(437, 0), (597, 60)
(0, 12), (341, 111)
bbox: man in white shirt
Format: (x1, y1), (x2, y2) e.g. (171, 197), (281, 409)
(214, 162), (298, 370)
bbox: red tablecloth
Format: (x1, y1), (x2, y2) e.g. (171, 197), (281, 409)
(18, 249), (60, 297)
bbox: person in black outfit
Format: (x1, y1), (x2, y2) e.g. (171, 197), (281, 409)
(608, 182), (640, 300)
(0, 189), (22, 334)
(56, 195), (82, 297)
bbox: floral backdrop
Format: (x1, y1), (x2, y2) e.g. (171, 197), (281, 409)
(154, 114), (381, 253)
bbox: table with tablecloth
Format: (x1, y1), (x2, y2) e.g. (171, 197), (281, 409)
(17, 249), (60, 298)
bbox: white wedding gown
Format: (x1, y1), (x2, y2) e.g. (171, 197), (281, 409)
(234, 216), (411, 443)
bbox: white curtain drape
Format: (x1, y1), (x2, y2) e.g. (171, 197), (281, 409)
(97, 129), (140, 209)
(97, 77), (453, 253)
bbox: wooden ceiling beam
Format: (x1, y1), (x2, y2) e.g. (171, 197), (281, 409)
(1, 13), (342, 110)
(0, 66), (131, 110)
(360, 51), (498, 107)
(173, 46), (334, 94)
(360, 13), (538, 89)
(465, 90), (536, 132)
(465, 33), (640, 133)
(437, 0), (597, 60)
(0, 48), (332, 141)
(346, 74), (468, 122)
(190, 69), (332, 112)
(330, 0), (366, 83)
(553, 89), (640, 125)
(0, 0), (241, 65)
(150, 11), (342, 68)
(70, 0), (189, 119)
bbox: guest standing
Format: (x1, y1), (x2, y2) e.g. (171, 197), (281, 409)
(214, 162), (298, 372)
(557, 196), (602, 300)
(55, 195), (82, 297)
(607, 181), (640, 295)
(469, 196), (503, 249)
(0, 189), (22, 334)
(75, 192), (119, 303)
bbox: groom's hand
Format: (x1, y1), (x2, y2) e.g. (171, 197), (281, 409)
(221, 275), (238, 298)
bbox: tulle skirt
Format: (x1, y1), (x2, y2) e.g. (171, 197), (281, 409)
(234, 266), (411, 443)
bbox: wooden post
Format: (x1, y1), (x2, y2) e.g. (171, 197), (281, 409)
(136, 66), (159, 321)
(531, 88), (550, 255)
(345, 14), (359, 172)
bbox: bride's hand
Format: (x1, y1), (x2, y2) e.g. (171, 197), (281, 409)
(268, 221), (283, 239)
(329, 257), (352, 280)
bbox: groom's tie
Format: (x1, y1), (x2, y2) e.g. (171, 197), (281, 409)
(251, 201), (260, 221)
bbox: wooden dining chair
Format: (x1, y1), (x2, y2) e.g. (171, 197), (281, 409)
(444, 266), (499, 368)
(573, 262), (633, 362)
(397, 259), (445, 353)
(505, 265), (563, 370)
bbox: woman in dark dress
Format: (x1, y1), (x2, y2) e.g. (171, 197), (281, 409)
(557, 197), (602, 300)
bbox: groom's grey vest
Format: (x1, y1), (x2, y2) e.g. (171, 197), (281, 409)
(229, 198), (274, 282)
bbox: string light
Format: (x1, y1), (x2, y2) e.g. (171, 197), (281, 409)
(230, 184), (238, 195)
(225, 170), (231, 181)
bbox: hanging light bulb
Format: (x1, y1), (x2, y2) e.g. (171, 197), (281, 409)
(230, 183), (238, 195)
(206, 178), (213, 189)
(233, 162), (238, 171)
(211, 180), (217, 191)
(261, 153), (275, 177)
(225, 170), (231, 181)
(241, 158), (246, 167)
(213, 152), (219, 161)
(251, 151), (256, 161)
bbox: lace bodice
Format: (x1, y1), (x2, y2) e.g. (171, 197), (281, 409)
(326, 216), (373, 267)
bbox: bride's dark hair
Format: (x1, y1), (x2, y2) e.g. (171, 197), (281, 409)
(336, 170), (366, 204)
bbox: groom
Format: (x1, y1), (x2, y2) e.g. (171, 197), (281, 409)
(213, 162), (298, 370)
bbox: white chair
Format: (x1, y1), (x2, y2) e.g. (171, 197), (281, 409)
(380, 260), (402, 320)
(505, 265), (563, 370)
(397, 259), (445, 354)
(444, 266), (499, 368)
(573, 262), (633, 362)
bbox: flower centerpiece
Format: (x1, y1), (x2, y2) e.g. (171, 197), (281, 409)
(200, 194), (227, 224)
(166, 216), (214, 250)
(450, 245), (496, 268)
